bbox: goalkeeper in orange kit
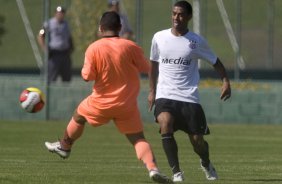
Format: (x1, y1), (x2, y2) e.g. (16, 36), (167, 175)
(44, 11), (171, 183)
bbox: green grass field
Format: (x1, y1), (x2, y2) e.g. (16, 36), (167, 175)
(1, 121), (281, 184)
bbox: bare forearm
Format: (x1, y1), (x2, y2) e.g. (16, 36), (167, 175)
(213, 58), (230, 83)
(148, 61), (159, 111)
(149, 61), (158, 93)
(213, 58), (231, 100)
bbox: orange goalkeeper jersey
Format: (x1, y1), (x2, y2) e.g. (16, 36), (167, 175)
(81, 37), (149, 111)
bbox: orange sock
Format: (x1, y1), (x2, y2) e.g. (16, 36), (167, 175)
(134, 140), (158, 171)
(60, 118), (85, 150)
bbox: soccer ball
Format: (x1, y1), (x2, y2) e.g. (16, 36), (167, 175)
(19, 87), (45, 113)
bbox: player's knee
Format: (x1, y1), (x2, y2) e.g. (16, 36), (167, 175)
(157, 112), (174, 134)
(160, 126), (173, 134)
(72, 110), (86, 125)
(190, 135), (204, 147)
(159, 121), (174, 134)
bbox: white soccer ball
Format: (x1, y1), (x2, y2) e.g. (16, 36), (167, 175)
(19, 87), (45, 113)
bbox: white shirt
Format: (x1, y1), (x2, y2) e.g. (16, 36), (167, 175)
(150, 28), (217, 104)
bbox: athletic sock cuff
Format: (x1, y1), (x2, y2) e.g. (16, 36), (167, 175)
(161, 133), (174, 139)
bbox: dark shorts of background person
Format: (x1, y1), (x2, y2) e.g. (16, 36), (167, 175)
(154, 98), (210, 135)
(48, 49), (72, 82)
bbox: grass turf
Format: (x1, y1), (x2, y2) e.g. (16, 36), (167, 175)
(0, 121), (282, 184)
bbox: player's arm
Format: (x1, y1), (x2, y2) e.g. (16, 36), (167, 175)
(81, 59), (96, 82)
(213, 58), (231, 101)
(81, 48), (97, 82)
(148, 61), (159, 111)
(131, 44), (150, 73)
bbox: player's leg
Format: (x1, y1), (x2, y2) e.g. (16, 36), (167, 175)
(44, 109), (86, 158)
(60, 109), (86, 150)
(185, 103), (218, 180)
(154, 99), (182, 181)
(114, 107), (159, 170)
(189, 134), (210, 166)
(157, 112), (183, 182)
(126, 132), (172, 183)
(45, 95), (112, 159)
(44, 97), (97, 159)
(188, 134), (218, 180)
(115, 107), (171, 183)
(126, 132), (158, 171)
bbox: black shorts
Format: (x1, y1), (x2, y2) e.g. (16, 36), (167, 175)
(154, 98), (210, 135)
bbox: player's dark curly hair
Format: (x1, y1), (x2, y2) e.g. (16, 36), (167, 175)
(174, 1), (193, 16)
(99, 11), (121, 32)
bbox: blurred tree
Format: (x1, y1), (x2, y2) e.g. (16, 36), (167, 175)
(68, 0), (135, 54)
(68, 0), (107, 54)
(0, 14), (6, 45)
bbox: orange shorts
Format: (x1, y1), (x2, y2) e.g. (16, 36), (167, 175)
(77, 97), (143, 134)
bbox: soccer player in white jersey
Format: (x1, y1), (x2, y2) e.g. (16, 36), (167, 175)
(148, 1), (231, 182)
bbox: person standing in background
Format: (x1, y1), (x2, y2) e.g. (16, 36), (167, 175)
(107, 0), (134, 40)
(38, 6), (74, 83)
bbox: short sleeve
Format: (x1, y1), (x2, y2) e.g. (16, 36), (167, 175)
(150, 34), (160, 62)
(196, 36), (217, 65)
(131, 43), (150, 73)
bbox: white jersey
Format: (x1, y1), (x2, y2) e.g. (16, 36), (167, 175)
(150, 28), (217, 104)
